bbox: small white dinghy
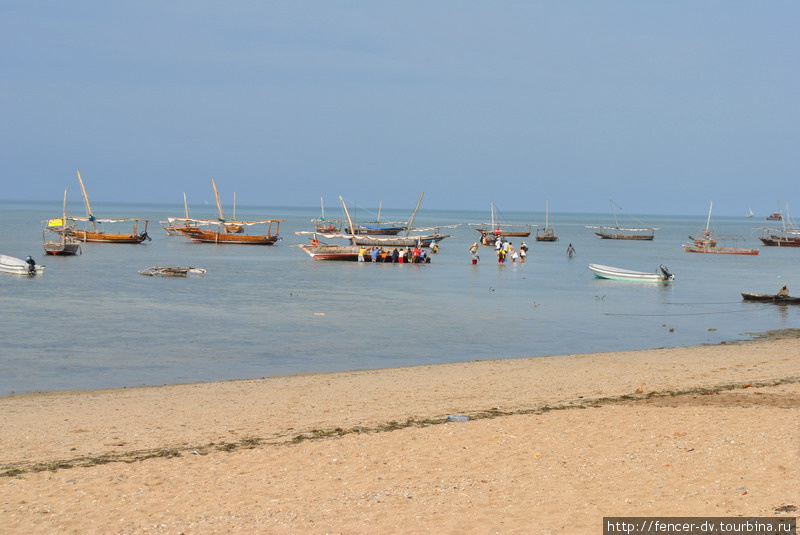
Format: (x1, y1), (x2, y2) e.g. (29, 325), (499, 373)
(0, 255), (45, 276)
(588, 263), (674, 283)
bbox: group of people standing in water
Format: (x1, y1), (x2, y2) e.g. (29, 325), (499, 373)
(468, 239), (577, 264)
(357, 245), (431, 263)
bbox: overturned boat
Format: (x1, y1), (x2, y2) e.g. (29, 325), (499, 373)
(139, 266), (207, 277)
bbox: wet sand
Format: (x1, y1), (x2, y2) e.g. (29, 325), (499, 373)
(1, 337), (798, 534)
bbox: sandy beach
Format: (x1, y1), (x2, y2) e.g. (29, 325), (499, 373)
(1, 336), (798, 534)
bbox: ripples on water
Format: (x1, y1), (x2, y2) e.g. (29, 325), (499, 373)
(1, 201), (796, 395)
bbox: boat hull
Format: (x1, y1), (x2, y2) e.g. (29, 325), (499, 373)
(476, 229), (531, 238)
(43, 241), (81, 256)
(682, 245), (759, 255)
(758, 236), (800, 247)
(71, 230), (148, 243)
(595, 232), (654, 240)
(298, 244), (362, 260)
(588, 263), (674, 283)
(187, 231), (280, 245)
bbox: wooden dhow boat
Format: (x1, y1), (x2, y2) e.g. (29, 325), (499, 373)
(210, 178), (244, 233)
(586, 200), (658, 240)
(312, 197), (342, 233)
(162, 193), (201, 236)
(344, 200), (407, 235)
(296, 240), (363, 261)
(535, 200), (559, 242)
(343, 193), (451, 248)
(177, 219), (282, 245)
(473, 201), (532, 242)
(588, 263), (674, 283)
(683, 202), (759, 255)
(64, 170), (151, 243)
(757, 233), (800, 247)
(0, 255), (45, 276)
(756, 210), (800, 246)
(42, 189), (82, 255)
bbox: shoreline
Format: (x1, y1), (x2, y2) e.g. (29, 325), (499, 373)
(5, 329), (796, 400)
(2, 337), (798, 534)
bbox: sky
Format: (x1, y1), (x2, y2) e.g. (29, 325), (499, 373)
(1, 1), (798, 216)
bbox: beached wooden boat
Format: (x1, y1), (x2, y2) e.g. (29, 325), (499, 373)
(139, 266), (207, 277)
(0, 254), (45, 275)
(741, 292), (800, 304)
(588, 263), (674, 283)
(586, 200), (658, 240)
(535, 200), (559, 242)
(683, 202), (759, 255)
(42, 190), (82, 256)
(473, 201), (532, 240)
(65, 170), (151, 243)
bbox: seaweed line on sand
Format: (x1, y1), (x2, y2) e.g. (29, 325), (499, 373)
(2, 375), (798, 478)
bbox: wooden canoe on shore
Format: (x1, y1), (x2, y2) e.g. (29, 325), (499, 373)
(741, 292), (800, 304)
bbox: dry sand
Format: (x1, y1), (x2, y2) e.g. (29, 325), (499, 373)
(1, 337), (798, 534)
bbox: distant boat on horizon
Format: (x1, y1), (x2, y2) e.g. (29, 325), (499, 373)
(746, 208), (754, 218)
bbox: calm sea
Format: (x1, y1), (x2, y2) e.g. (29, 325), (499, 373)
(1, 200), (796, 396)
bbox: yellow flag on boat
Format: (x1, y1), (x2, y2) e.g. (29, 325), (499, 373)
(48, 218), (63, 227)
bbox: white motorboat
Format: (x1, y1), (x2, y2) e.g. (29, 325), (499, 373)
(0, 255), (45, 276)
(588, 263), (673, 283)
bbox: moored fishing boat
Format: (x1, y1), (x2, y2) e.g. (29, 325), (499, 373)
(683, 201), (759, 255)
(162, 193), (200, 236)
(66, 170), (151, 243)
(473, 201), (532, 243)
(588, 263), (674, 283)
(178, 219), (282, 245)
(757, 233), (800, 247)
(312, 197), (342, 233)
(586, 200), (658, 240)
(210, 178), (244, 233)
(535, 200), (558, 242)
(42, 189), (82, 255)
(346, 193), (451, 248)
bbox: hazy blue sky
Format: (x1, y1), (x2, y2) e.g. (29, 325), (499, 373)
(2, 1), (797, 216)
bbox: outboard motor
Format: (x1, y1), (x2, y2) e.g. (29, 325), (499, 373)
(659, 264), (673, 281)
(24, 256), (36, 275)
